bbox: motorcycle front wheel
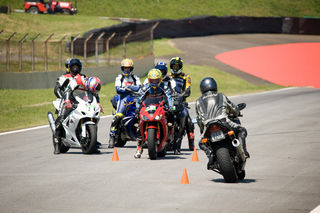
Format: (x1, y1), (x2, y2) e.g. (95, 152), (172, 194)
(216, 143), (237, 183)
(81, 124), (97, 154)
(147, 128), (157, 160)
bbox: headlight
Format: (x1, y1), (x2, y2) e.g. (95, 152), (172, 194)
(141, 115), (149, 121)
(155, 115), (162, 120)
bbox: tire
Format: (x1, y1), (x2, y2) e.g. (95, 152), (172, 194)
(216, 143), (237, 183)
(28, 7), (39, 14)
(147, 128), (157, 160)
(115, 137), (126, 147)
(81, 124), (97, 154)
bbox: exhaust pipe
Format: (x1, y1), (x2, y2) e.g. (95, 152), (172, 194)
(232, 139), (246, 162)
(47, 112), (56, 133)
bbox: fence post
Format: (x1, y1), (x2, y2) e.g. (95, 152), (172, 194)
(150, 22), (159, 55)
(31, 33), (40, 72)
(59, 34), (67, 70)
(18, 33), (28, 72)
(6, 32), (16, 72)
(44, 33), (54, 72)
(84, 33), (94, 67)
(123, 31), (132, 58)
(70, 34), (80, 58)
(95, 32), (105, 67)
(106, 32), (116, 64)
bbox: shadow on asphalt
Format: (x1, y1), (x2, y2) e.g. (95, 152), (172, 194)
(211, 178), (257, 183)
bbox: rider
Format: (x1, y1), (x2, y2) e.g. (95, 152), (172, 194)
(195, 77), (250, 169)
(169, 57), (195, 154)
(53, 58), (87, 154)
(108, 58), (141, 148)
(143, 62), (171, 89)
(134, 69), (174, 159)
(53, 59), (102, 154)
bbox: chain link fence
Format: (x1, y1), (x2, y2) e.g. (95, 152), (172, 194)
(0, 22), (158, 72)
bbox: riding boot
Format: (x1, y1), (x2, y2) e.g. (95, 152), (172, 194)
(134, 139), (144, 158)
(199, 142), (214, 169)
(238, 128), (250, 158)
(53, 116), (63, 154)
(187, 132), (195, 151)
(108, 115), (122, 148)
(174, 138), (182, 155)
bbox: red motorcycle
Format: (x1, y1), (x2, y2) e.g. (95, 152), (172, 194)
(139, 94), (170, 160)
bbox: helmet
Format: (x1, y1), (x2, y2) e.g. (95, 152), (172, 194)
(155, 62), (168, 77)
(86, 77), (101, 94)
(147, 69), (162, 88)
(69, 58), (82, 76)
(121, 58), (134, 76)
(65, 58), (71, 72)
(170, 57), (183, 75)
(200, 77), (218, 94)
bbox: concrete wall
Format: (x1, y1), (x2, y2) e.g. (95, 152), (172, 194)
(0, 55), (154, 89)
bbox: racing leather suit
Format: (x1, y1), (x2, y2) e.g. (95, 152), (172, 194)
(169, 73), (195, 151)
(109, 74), (141, 147)
(195, 91), (249, 164)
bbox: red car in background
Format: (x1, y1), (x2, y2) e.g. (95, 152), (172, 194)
(24, 0), (77, 15)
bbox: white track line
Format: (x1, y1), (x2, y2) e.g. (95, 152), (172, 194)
(0, 87), (302, 136)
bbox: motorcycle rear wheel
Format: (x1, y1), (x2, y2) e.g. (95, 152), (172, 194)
(81, 124), (97, 154)
(52, 136), (70, 153)
(147, 128), (157, 160)
(216, 143), (237, 183)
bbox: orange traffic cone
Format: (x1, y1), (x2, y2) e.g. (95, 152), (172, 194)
(181, 168), (189, 184)
(192, 147), (199, 162)
(112, 147), (119, 161)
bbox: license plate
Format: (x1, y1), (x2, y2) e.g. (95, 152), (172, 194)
(211, 131), (225, 142)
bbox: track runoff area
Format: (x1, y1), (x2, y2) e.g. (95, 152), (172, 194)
(216, 42), (320, 89)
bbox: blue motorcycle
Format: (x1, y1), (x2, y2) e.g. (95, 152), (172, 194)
(110, 94), (139, 147)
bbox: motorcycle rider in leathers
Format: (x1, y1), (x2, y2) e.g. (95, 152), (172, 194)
(134, 69), (174, 159)
(169, 57), (195, 154)
(195, 77), (250, 169)
(108, 58), (141, 148)
(53, 58), (102, 154)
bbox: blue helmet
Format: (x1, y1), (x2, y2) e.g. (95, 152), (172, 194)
(65, 58), (71, 72)
(155, 62), (167, 77)
(69, 58), (82, 75)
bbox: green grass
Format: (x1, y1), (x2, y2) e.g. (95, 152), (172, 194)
(0, 64), (283, 132)
(0, 13), (119, 41)
(154, 39), (184, 57)
(2, 0), (319, 19)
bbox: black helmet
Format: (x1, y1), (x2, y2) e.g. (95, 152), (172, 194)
(200, 77), (217, 94)
(170, 57), (183, 75)
(69, 58), (82, 75)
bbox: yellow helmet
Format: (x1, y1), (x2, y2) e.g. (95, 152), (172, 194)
(148, 68), (162, 88)
(121, 58), (134, 76)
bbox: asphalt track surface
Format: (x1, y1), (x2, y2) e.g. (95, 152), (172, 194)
(1, 34), (320, 213)
(1, 87), (320, 213)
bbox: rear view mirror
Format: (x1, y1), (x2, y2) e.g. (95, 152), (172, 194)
(237, 103), (246, 111)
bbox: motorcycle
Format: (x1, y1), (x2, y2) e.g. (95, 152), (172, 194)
(166, 94), (188, 153)
(195, 103), (247, 183)
(110, 92), (140, 147)
(47, 89), (101, 154)
(139, 94), (170, 160)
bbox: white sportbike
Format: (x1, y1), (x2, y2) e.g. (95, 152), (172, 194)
(47, 90), (101, 154)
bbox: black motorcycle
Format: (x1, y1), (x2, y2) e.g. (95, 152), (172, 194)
(196, 103), (247, 183)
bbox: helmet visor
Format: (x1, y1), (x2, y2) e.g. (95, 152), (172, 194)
(149, 78), (160, 87)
